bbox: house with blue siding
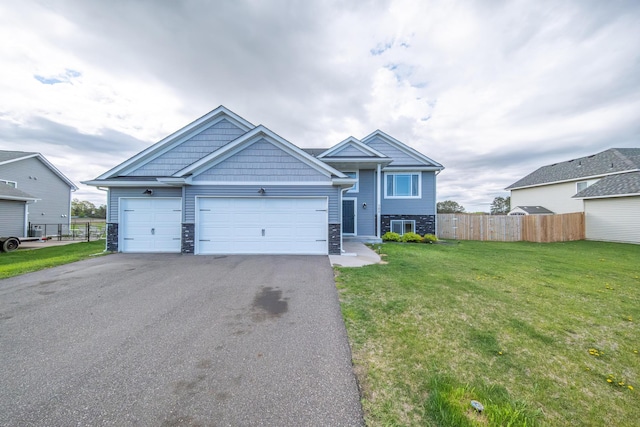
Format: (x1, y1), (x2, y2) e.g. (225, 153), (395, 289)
(0, 151), (77, 240)
(83, 106), (444, 255)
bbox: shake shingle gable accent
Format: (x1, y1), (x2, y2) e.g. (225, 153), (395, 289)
(97, 106), (254, 180)
(318, 137), (388, 159)
(361, 130), (444, 169)
(173, 125), (348, 181)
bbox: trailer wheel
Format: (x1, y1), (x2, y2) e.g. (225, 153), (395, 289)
(2, 237), (19, 252)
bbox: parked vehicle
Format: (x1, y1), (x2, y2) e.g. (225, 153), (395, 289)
(0, 236), (42, 252)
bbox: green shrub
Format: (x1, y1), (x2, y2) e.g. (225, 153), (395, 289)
(382, 232), (401, 242)
(401, 232), (423, 243)
(423, 233), (438, 244)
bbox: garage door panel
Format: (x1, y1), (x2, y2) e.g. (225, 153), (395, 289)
(196, 197), (327, 255)
(121, 198), (182, 253)
(154, 212), (181, 222)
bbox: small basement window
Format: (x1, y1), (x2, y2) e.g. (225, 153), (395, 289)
(391, 220), (415, 235)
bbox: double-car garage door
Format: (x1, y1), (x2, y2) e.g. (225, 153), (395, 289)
(197, 197), (327, 254)
(120, 197), (328, 254)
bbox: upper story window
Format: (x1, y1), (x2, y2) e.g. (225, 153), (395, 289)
(385, 172), (421, 198)
(576, 180), (599, 193)
(0, 179), (17, 188)
(344, 171), (358, 192)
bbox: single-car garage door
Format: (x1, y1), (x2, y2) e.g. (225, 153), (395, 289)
(120, 198), (182, 253)
(196, 197), (328, 255)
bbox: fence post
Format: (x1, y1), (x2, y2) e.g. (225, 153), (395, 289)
(87, 222), (90, 242)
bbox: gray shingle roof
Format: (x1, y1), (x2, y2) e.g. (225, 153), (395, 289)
(0, 183), (38, 201)
(573, 171), (640, 198)
(301, 148), (329, 157)
(506, 148), (640, 189)
(0, 150), (37, 163)
(512, 206), (554, 214)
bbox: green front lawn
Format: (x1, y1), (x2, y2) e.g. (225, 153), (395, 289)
(0, 240), (107, 279)
(336, 241), (640, 426)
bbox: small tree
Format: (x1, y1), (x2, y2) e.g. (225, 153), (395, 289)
(490, 196), (511, 215)
(437, 200), (466, 213)
(71, 199), (107, 218)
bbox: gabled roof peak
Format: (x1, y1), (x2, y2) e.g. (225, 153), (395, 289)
(96, 106), (255, 179)
(318, 136), (388, 159)
(0, 151), (77, 190)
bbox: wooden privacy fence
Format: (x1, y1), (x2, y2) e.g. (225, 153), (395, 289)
(437, 213), (585, 243)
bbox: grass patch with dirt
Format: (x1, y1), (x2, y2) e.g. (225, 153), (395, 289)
(0, 240), (108, 279)
(335, 240), (640, 426)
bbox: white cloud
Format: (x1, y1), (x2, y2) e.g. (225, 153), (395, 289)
(0, 0), (638, 211)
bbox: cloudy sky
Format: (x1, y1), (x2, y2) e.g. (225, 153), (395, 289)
(1, 0), (639, 212)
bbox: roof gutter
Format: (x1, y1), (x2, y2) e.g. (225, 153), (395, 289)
(81, 180), (177, 187)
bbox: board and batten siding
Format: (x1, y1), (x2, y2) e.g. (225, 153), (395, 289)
(0, 157), (73, 226)
(0, 201), (26, 236)
(585, 196), (640, 244)
(381, 171), (436, 215)
(510, 181), (586, 214)
(192, 139), (327, 182)
(352, 169), (376, 235)
(108, 187), (183, 222)
(364, 136), (417, 166)
(127, 119), (245, 177)
(184, 185), (341, 224)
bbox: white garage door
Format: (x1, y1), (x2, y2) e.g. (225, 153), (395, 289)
(120, 198), (182, 253)
(197, 197), (328, 255)
(585, 197), (640, 244)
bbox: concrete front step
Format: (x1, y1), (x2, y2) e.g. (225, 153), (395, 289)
(343, 235), (382, 244)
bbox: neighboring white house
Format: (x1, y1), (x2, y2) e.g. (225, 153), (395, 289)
(506, 148), (640, 244)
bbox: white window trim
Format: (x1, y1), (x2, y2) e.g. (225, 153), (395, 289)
(344, 171), (359, 193)
(390, 220), (416, 235)
(384, 172), (421, 199)
(0, 179), (17, 188)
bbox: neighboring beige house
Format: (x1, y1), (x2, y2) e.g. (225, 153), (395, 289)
(506, 148), (640, 244)
(507, 206), (554, 216)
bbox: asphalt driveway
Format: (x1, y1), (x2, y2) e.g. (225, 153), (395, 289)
(0, 254), (364, 426)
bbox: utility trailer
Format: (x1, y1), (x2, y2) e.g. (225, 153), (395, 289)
(0, 236), (44, 252)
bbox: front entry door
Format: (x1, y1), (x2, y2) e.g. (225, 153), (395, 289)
(342, 199), (356, 235)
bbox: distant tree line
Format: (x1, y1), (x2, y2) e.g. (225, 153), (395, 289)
(71, 198), (106, 218)
(437, 196), (511, 215)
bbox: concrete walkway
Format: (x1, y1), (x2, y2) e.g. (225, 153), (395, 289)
(329, 242), (382, 267)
